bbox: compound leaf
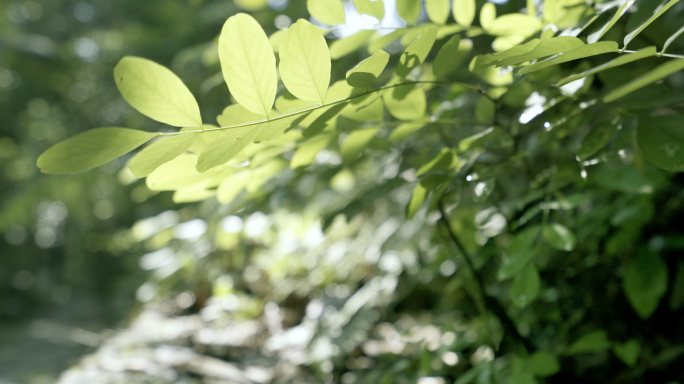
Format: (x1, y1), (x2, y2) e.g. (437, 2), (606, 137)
(331, 30), (375, 59)
(497, 36), (584, 67)
(341, 127), (379, 162)
(383, 83), (426, 120)
(196, 125), (263, 172)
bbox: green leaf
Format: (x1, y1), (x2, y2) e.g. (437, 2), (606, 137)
(587, 0), (635, 44)
(397, 27), (437, 78)
(219, 13), (277, 117)
(426, 0), (450, 25)
(497, 37), (584, 67)
(556, 46), (657, 86)
(129, 134), (200, 177)
(341, 127), (379, 162)
(511, 264), (540, 308)
(577, 122), (618, 161)
(37, 128), (155, 174)
(114, 57), (202, 127)
(217, 172), (249, 204)
(662, 25), (684, 54)
(542, 223), (577, 251)
(343, 96), (384, 122)
(479, 2), (496, 31)
(566, 330), (610, 354)
(383, 83), (426, 121)
(217, 104), (265, 127)
(475, 96), (495, 123)
(498, 225), (541, 280)
(279, 19), (331, 103)
(604, 59), (684, 103)
(196, 125), (263, 172)
(353, 0), (384, 19)
(612, 340), (640, 367)
(623, 0), (679, 49)
(389, 121), (427, 142)
(291, 135), (332, 169)
(183, 125), (222, 154)
(269, 29), (287, 54)
(623, 250), (668, 318)
(487, 14), (542, 37)
(367, 29), (408, 53)
(346, 50), (390, 87)
(416, 148), (456, 176)
(470, 39), (540, 68)
(433, 35), (461, 77)
(307, 0), (346, 26)
(396, 0), (421, 24)
(529, 351), (560, 377)
(517, 42), (618, 75)
(146, 153), (217, 191)
(453, 0), (475, 27)
(330, 30), (375, 59)
(407, 176), (446, 219)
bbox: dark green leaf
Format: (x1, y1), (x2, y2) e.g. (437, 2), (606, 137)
(511, 264), (541, 307)
(623, 0), (680, 49)
(623, 250), (668, 318)
(577, 122), (618, 161)
(637, 115), (684, 172)
(498, 225), (541, 280)
(604, 59), (684, 102)
(567, 330), (610, 354)
(557, 46), (656, 87)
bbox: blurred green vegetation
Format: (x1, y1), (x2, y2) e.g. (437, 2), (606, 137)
(2, 0), (684, 383)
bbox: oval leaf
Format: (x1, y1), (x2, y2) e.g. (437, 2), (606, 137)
(426, 0), (450, 25)
(577, 122), (618, 161)
(543, 223), (577, 251)
(510, 264), (540, 308)
(567, 330), (610, 355)
(341, 127), (380, 163)
(453, 0), (475, 27)
(217, 104), (265, 127)
(433, 35), (461, 77)
(397, 27), (437, 78)
(114, 57), (202, 127)
(637, 115), (684, 172)
(307, 0), (346, 26)
(346, 50), (390, 88)
(196, 125), (264, 172)
(353, 0), (384, 20)
(38, 128), (155, 174)
(280, 19), (331, 103)
(219, 13), (277, 117)
(129, 134), (200, 177)
(397, 0), (421, 24)
(383, 83), (426, 121)
(498, 225), (541, 280)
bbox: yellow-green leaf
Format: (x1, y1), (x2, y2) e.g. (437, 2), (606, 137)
(396, 0), (421, 24)
(487, 14), (542, 37)
(426, 0), (450, 25)
(129, 134), (200, 177)
(397, 27), (437, 78)
(624, 0), (679, 49)
(37, 128), (155, 174)
(307, 0), (346, 26)
(217, 104), (265, 127)
(389, 121), (427, 142)
(432, 35), (461, 77)
(511, 264), (540, 307)
(517, 41), (618, 75)
(279, 19), (331, 103)
(479, 2), (496, 31)
(219, 13), (277, 117)
(604, 59), (684, 103)
(406, 176), (446, 219)
(353, 0), (384, 19)
(217, 172), (249, 204)
(346, 50), (390, 87)
(196, 125), (264, 172)
(497, 36), (584, 67)
(556, 46), (657, 86)
(331, 30), (375, 59)
(342, 95), (384, 122)
(291, 135), (332, 169)
(269, 29), (287, 54)
(637, 115), (684, 172)
(383, 83), (426, 120)
(470, 39), (539, 68)
(341, 127), (379, 162)
(453, 0), (475, 27)
(114, 57), (202, 127)
(587, 0), (635, 44)
(368, 29), (408, 53)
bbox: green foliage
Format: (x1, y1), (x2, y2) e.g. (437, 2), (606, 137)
(346, 50), (390, 87)
(307, 0), (345, 26)
(453, 0), (475, 28)
(623, 250), (669, 318)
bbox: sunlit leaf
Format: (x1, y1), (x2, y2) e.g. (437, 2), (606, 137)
(330, 30), (375, 59)
(567, 330), (610, 354)
(196, 125), (263, 172)
(613, 340), (640, 367)
(426, 0), (450, 25)
(556, 46), (657, 86)
(470, 39), (539, 68)
(217, 172), (249, 204)
(341, 127), (379, 162)
(397, 27), (437, 78)
(291, 135), (332, 169)
(280, 19), (331, 103)
(479, 2), (496, 31)
(497, 36), (584, 67)
(396, 0), (421, 24)
(383, 83), (426, 120)
(623, 250), (668, 318)
(217, 104), (265, 127)
(487, 14), (542, 37)
(353, 0), (385, 20)
(219, 13), (277, 117)
(587, 0), (635, 44)
(511, 264), (540, 307)
(453, 0), (475, 27)
(307, 0), (346, 26)
(604, 59), (684, 103)
(623, 0), (679, 49)
(498, 225), (541, 280)
(129, 134), (200, 177)
(517, 42), (618, 75)
(269, 29), (287, 53)
(389, 121), (428, 142)
(407, 175), (446, 219)
(245, 158), (287, 192)
(114, 57), (202, 127)
(234, 0), (268, 11)
(342, 96), (384, 122)
(433, 35), (461, 77)
(367, 29), (408, 53)
(346, 50), (390, 87)
(543, 223), (577, 251)
(577, 122), (618, 161)
(38, 128), (155, 174)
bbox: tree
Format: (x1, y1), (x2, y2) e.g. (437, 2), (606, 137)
(26, 0), (684, 382)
